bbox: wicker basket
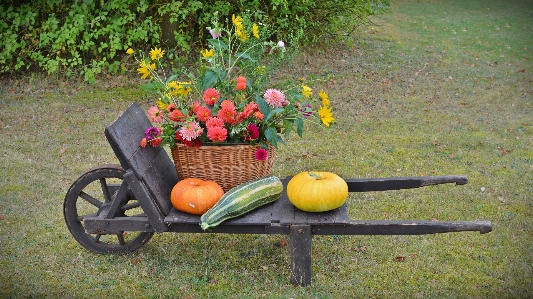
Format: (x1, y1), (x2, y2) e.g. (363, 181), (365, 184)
(170, 143), (275, 192)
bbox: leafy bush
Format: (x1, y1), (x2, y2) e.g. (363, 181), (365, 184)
(0, 0), (389, 82)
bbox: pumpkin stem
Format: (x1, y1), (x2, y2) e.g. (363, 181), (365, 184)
(308, 172), (324, 180)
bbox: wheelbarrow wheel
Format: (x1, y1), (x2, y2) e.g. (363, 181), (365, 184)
(64, 164), (153, 254)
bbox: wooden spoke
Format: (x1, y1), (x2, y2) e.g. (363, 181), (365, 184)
(100, 178), (113, 203)
(120, 201), (141, 212)
(78, 191), (103, 208)
(117, 234), (126, 245)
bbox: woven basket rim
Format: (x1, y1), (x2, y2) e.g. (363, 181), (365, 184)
(172, 143), (271, 149)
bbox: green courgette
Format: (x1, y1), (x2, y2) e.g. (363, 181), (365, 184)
(200, 175), (283, 230)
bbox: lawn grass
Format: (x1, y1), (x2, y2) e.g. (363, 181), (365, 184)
(1, 0), (532, 298)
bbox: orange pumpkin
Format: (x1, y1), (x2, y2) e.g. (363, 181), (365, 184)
(170, 178), (224, 215)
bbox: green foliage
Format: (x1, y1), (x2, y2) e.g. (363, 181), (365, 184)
(0, 0), (388, 82)
(0, 0), (159, 83)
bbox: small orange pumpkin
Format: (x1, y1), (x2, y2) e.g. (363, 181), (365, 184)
(170, 178), (224, 215)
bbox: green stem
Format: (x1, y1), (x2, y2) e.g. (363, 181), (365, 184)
(308, 172), (324, 180)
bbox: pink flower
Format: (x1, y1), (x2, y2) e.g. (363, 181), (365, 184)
(209, 29), (222, 39)
(218, 105), (237, 124)
(263, 89), (288, 108)
(236, 76), (247, 90)
(207, 126), (228, 142)
(148, 106), (163, 122)
(236, 81), (247, 91)
(203, 88), (220, 106)
(255, 148), (268, 161)
(194, 106), (212, 122)
(246, 123), (260, 140)
(179, 121), (203, 141)
(220, 100), (235, 110)
(206, 117), (224, 129)
(169, 109), (186, 122)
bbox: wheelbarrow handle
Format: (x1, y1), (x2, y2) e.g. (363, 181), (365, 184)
(345, 175), (468, 192)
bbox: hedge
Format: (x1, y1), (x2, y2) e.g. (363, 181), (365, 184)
(0, 0), (389, 82)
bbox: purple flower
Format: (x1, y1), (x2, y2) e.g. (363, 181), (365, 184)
(145, 127), (161, 141)
(300, 103), (313, 117)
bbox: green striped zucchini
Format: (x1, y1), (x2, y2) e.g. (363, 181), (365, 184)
(200, 175), (283, 230)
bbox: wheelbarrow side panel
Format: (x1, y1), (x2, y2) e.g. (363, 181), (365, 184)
(105, 102), (178, 218)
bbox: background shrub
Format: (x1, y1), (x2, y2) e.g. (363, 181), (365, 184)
(0, 0), (389, 82)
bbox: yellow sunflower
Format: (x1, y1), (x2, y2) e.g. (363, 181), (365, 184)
(302, 85), (313, 98)
(201, 48), (214, 58)
(319, 90), (330, 106)
(137, 60), (155, 79)
(167, 81), (192, 97)
(318, 105), (334, 127)
(149, 47), (165, 60)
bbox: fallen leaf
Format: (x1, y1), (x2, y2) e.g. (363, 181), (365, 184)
(59, 147), (66, 154)
(261, 266), (268, 271)
(518, 69), (525, 73)
(131, 257), (142, 265)
(360, 246), (367, 253)
(0, 215), (4, 220)
(430, 218), (438, 222)
(414, 292), (424, 298)
(274, 238), (287, 248)
(395, 256), (406, 261)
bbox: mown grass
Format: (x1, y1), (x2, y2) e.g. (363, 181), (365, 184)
(1, 0), (532, 298)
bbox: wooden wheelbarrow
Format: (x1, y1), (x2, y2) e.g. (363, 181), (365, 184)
(63, 102), (492, 286)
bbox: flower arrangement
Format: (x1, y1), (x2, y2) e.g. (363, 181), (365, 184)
(129, 14), (334, 160)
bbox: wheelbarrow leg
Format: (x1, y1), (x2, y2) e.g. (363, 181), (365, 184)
(290, 225), (312, 286)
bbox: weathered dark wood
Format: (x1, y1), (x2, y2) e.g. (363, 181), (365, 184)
(84, 216), (155, 234)
(345, 176), (468, 192)
(140, 150), (176, 215)
(123, 170), (168, 232)
(164, 194), (349, 227)
(312, 220), (493, 235)
(271, 184), (296, 225)
(104, 103), (154, 170)
(105, 102), (178, 217)
(290, 225), (312, 286)
(167, 224), (272, 234)
(103, 182), (130, 219)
